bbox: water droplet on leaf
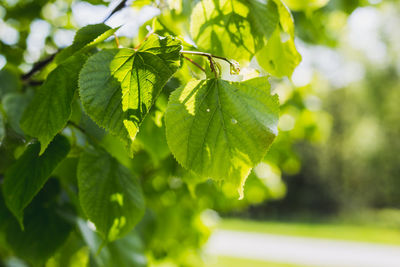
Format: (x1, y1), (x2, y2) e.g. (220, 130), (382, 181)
(231, 118), (237, 124)
(206, 108), (210, 112)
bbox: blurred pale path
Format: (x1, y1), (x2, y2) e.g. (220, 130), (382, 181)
(206, 230), (400, 267)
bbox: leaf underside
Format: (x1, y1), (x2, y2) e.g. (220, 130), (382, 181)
(78, 148), (145, 241)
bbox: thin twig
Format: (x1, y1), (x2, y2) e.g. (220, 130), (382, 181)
(134, 30), (155, 51)
(21, 52), (57, 81)
(103, 0), (128, 23)
(24, 80), (44, 86)
(113, 33), (120, 48)
(67, 121), (98, 145)
(181, 50), (240, 77)
(182, 55), (206, 73)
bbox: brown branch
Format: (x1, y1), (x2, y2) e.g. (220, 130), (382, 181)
(103, 0), (128, 23)
(21, 52), (57, 81)
(182, 55), (206, 73)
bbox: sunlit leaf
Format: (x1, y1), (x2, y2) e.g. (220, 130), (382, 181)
(79, 35), (181, 155)
(256, 28), (301, 77)
(55, 23), (118, 64)
(78, 148), (145, 241)
(190, 0), (279, 63)
(284, 0), (329, 11)
(257, 0), (302, 77)
(165, 77), (279, 197)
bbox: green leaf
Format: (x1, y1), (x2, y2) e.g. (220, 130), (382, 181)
(79, 35), (182, 155)
(256, 28), (301, 77)
(20, 53), (88, 154)
(273, 0), (296, 36)
(2, 92), (32, 135)
(77, 148), (145, 241)
(284, 0), (329, 11)
(190, 0), (279, 62)
(165, 77), (279, 197)
(77, 218), (147, 267)
(55, 24), (118, 64)
(5, 179), (74, 266)
(2, 135), (70, 226)
(0, 66), (21, 98)
(257, 0), (301, 77)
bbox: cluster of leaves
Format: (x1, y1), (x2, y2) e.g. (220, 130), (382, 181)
(0, 0), (305, 265)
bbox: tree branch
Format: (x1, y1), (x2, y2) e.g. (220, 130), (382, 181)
(181, 50), (240, 76)
(182, 55), (206, 73)
(103, 0), (128, 23)
(21, 52), (57, 81)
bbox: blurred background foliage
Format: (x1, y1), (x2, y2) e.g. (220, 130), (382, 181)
(0, 0), (400, 266)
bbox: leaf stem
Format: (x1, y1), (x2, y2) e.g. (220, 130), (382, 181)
(134, 29), (155, 51)
(113, 33), (120, 48)
(103, 0), (128, 23)
(21, 52), (58, 81)
(182, 55), (206, 73)
(181, 50), (240, 76)
(67, 121), (98, 145)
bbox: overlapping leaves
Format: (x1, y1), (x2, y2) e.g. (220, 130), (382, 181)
(190, 0), (279, 62)
(20, 24), (117, 154)
(79, 35), (182, 155)
(190, 0), (301, 76)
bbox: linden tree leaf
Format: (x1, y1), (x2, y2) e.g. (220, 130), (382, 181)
(77, 148), (145, 241)
(55, 23), (119, 63)
(190, 0), (279, 62)
(284, 0), (329, 12)
(20, 53), (88, 154)
(256, 28), (301, 77)
(257, 0), (302, 77)
(77, 219), (147, 267)
(165, 77), (279, 198)
(5, 180), (74, 266)
(2, 135), (70, 227)
(79, 35), (181, 155)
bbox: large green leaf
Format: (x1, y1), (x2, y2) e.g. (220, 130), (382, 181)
(190, 0), (279, 62)
(79, 35), (182, 155)
(2, 135), (70, 226)
(165, 77), (279, 197)
(77, 148), (145, 241)
(5, 179), (74, 266)
(20, 53), (88, 154)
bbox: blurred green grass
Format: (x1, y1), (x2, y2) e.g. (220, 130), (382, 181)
(219, 218), (400, 245)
